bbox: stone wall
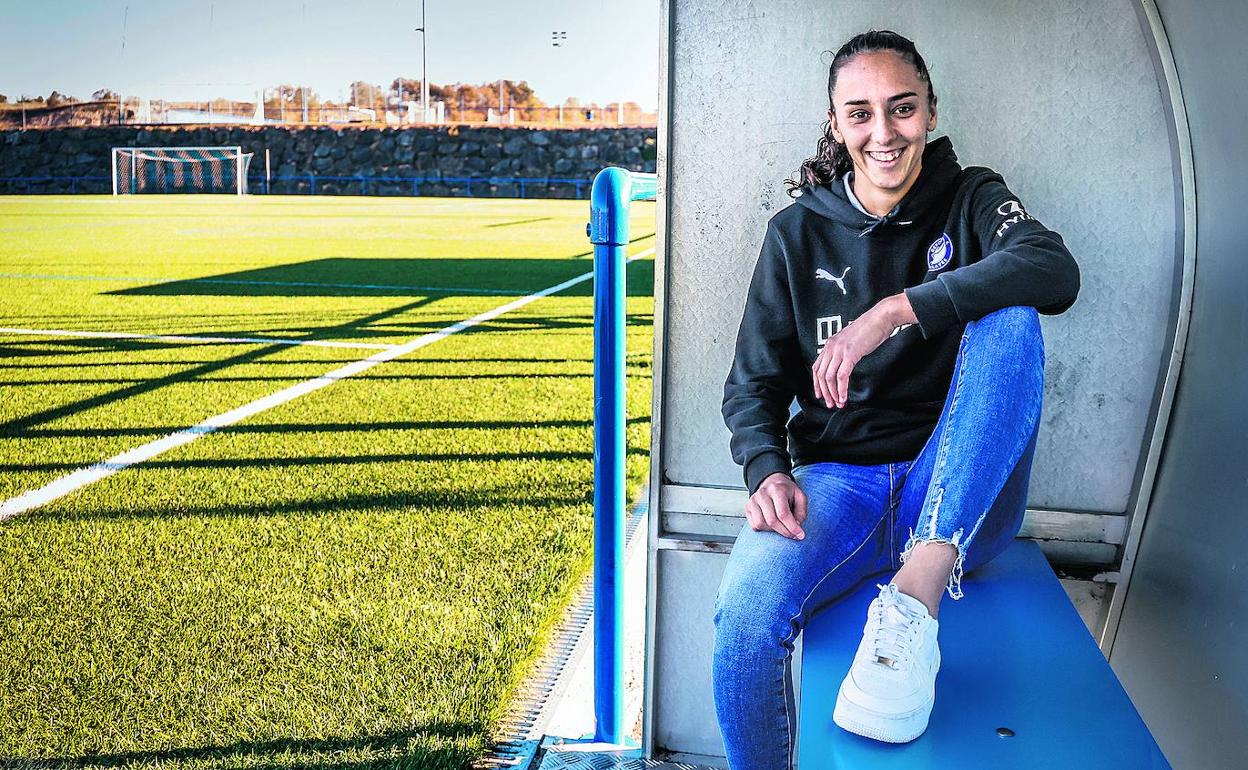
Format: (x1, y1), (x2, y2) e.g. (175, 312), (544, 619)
(0, 125), (658, 197)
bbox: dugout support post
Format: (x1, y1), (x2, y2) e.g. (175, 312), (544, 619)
(587, 166), (632, 747)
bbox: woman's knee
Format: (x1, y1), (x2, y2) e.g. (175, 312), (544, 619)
(714, 533), (886, 652)
(963, 306), (1045, 395)
(967, 305), (1042, 346)
(714, 568), (799, 652)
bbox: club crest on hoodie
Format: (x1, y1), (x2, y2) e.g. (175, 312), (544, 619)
(927, 232), (953, 271)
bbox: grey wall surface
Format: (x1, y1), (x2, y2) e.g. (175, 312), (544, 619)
(662, 0), (1176, 514)
(1109, 1), (1248, 767)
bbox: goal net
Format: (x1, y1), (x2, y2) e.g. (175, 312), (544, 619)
(111, 146), (253, 195)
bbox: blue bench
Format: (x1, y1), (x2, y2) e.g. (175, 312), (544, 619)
(798, 540), (1170, 768)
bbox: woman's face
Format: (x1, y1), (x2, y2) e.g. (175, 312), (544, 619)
(827, 50), (937, 210)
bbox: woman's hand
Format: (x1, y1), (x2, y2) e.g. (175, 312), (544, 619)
(746, 472), (808, 540)
(812, 293), (916, 409)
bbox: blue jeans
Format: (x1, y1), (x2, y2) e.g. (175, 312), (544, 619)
(712, 306), (1045, 770)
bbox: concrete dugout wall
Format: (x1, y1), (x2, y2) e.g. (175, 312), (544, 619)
(643, 0), (1242, 766)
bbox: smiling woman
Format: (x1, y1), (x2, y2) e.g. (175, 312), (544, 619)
(824, 51), (937, 217)
(714, 28), (1081, 768)
(790, 32), (939, 214)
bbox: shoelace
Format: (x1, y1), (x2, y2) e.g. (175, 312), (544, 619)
(868, 584), (923, 671)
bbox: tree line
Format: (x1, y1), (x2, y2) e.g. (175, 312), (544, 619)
(0, 88), (119, 107)
(1, 79), (615, 113)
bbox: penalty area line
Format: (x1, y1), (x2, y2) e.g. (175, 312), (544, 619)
(0, 247), (655, 521)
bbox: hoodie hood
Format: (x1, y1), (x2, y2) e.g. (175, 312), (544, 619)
(796, 135), (962, 236)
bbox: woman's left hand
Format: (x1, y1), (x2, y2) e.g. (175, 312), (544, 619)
(812, 293), (916, 409)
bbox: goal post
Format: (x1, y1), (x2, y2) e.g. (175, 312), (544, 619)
(111, 146), (253, 195)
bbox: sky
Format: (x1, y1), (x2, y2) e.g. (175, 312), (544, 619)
(0, 0), (661, 108)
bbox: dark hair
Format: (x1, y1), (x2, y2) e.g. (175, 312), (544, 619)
(786, 30), (937, 196)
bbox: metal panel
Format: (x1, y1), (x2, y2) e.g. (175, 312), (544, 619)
(651, 548), (730, 762)
(662, 0), (1177, 513)
(643, 0), (679, 759)
(649, 546), (805, 765)
(659, 484), (1129, 546)
(1098, 0), (1196, 654)
(1109, 1), (1248, 767)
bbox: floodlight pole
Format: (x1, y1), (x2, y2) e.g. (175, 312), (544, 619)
(588, 167), (632, 747)
(415, 0), (428, 123)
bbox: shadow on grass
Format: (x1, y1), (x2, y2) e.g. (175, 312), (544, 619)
(5, 372), (592, 386)
(0, 356), (630, 369)
(4, 251), (655, 436)
(3, 368), (659, 386)
(2, 719), (485, 769)
(0, 298), (439, 436)
(483, 215), (552, 228)
(6, 446), (649, 474)
(367, 312), (654, 337)
(0, 339), (182, 359)
(2, 309), (654, 348)
(105, 253), (654, 299)
(18, 415), (650, 439)
(46, 486), (597, 522)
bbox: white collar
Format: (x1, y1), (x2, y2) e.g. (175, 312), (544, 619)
(843, 171), (875, 217)
(843, 171), (905, 220)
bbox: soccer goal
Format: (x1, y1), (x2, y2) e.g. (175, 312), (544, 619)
(111, 146), (253, 195)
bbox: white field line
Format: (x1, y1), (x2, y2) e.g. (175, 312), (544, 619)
(0, 247), (654, 521)
(0, 327), (396, 351)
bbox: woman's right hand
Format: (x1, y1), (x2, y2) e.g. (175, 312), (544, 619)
(746, 472), (808, 540)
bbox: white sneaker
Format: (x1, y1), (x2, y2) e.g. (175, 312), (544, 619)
(832, 583), (940, 743)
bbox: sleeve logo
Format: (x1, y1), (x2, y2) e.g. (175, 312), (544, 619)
(995, 199), (1036, 238)
(927, 232), (953, 272)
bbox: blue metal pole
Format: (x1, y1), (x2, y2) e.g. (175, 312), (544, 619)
(588, 166), (631, 745)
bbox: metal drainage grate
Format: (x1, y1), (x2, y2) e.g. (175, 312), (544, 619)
(473, 488), (651, 770)
(537, 750), (713, 770)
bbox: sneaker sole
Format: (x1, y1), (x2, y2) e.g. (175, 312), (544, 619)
(832, 682), (932, 743)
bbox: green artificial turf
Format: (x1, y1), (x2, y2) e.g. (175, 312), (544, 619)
(0, 195), (656, 768)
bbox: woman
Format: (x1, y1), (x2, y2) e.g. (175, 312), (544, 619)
(714, 30), (1080, 767)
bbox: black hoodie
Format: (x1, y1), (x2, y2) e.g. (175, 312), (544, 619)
(721, 136), (1080, 495)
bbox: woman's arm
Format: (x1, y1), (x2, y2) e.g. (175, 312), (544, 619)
(811, 292), (916, 409)
(903, 172), (1081, 339)
(722, 222), (805, 496)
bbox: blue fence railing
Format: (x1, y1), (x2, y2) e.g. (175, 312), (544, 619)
(253, 173), (595, 198)
(0, 174), (598, 198)
(585, 168), (656, 748)
(0, 175), (113, 194)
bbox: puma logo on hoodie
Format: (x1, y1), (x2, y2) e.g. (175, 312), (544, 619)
(815, 266), (851, 294)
